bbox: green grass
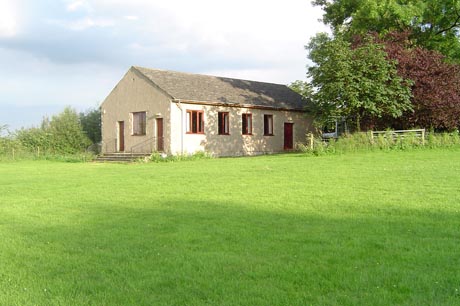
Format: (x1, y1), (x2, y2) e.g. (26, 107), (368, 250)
(1, 149), (460, 305)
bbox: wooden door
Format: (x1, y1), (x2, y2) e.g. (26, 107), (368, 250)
(156, 118), (164, 152)
(284, 123), (294, 150)
(118, 121), (125, 152)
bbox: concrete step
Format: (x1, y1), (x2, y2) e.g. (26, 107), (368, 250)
(93, 153), (151, 163)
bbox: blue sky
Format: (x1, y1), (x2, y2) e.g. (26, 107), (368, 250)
(0, 0), (328, 131)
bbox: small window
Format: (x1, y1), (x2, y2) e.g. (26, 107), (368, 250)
(242, 113), (252, 135)
(218, 112), (230, 135)
(186, 110), (204, 134)
(264, 114), (274, 136)
(132, 111), (146, 135)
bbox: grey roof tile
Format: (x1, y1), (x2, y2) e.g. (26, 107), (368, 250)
(133, 66), (306, 110)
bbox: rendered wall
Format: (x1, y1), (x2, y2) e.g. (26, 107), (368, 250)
(100, 68), (172, 154)
(170, 102), (314, 156)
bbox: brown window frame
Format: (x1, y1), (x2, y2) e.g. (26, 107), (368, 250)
(186, 110), (205, 134)
(218, 112), (230, 135)
(242, 113), (252, 135)
(132, 111), (147, 136)
(264, 114), (274, 136)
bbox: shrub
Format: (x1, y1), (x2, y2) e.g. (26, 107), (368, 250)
(148, 151), (212, 163)
(14, 107), (91, 156)
(300, 130), (460, 156)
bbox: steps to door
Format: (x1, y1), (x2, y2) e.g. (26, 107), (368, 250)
(93, 152), (151, 163)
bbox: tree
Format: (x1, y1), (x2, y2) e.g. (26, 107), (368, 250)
(313, 0), (460, 62)
(306, 33), (413, 130)
(377, 31), (460, 130)
(48, 106), (91, 153)
(289, 80), (314, 100)
(79, 107), (102, 144)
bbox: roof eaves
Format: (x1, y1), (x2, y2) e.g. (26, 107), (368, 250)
(172, 99), (307, 113)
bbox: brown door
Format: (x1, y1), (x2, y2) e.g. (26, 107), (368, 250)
(284, 123), (294, 150)
(118, 121), (125, 152)
(156, 118), (164, 152)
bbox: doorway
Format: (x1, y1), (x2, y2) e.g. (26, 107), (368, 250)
(284, 123), (294, 150)
(156, 118), (164, 152)
(117, 121), (125, 152)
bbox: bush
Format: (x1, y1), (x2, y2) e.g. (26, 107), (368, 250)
(299, 130), (460, 156)
(1, 107), (93, 162)
(14, 107), (91, 156)
(426, 131), (460, 148)
(16, 127), (53, 153)
(147, 151), (212, 163)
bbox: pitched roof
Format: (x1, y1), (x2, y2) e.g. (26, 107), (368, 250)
(132, 66), (306, 111)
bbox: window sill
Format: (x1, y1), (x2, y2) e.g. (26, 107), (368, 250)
(132, 134), (147, 136)
(218, 133), (230, 136)
(242, 133), (253, 136)
(186, 132), (205, 135)
(264, 134), (274, 136)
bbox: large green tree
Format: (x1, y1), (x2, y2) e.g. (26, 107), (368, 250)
(313, 0), (460, 62)
(306, 33), (413, 130)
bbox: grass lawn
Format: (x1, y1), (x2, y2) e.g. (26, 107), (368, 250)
(1, 149), (459, 305)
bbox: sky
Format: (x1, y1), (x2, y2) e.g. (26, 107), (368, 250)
(0, 0), (329, 131)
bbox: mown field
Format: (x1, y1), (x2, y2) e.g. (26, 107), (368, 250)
(1, 149), (459, 305)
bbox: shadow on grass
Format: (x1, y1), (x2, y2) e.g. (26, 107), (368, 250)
(2, 200), (460, 306)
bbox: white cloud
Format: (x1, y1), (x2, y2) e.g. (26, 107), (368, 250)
(68, 17), (115, 30)
(123, 15), (139, 21)
(66, 0), (93, 12)
(46, 16), (115, 31)
(0, 0), (20, 37)
(0, 47), (123, 108)
(67, 0), (84, 11)
(82, 0), (328, 81)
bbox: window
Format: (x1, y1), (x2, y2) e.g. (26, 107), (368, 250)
(132, 111), (146, 135)
(242, 113), (252, 135)
(218, 112), (230, 135)
(186, 110), (204, 134)
(264, 114), (274, 136)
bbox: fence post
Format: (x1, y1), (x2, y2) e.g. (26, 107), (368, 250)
(37, 146), (40, 158)
(369, 130), (374, 143)
(308, 133), (314, 150)
(421, 129), (426, 145)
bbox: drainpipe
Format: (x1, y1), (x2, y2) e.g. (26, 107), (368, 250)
(175, 99), (184, 155)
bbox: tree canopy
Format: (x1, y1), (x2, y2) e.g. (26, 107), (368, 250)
(289, 80), (313, 99)
(306, 33), (413, 130)
(375, 32), (460, 130)
(299, 1), (460, 131)
(313, 0), (460, 62)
